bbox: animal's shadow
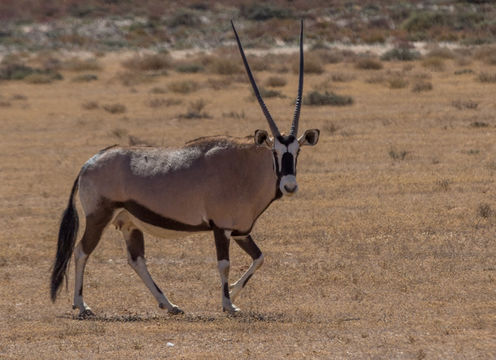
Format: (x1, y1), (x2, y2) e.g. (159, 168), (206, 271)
(59, 310), (290, 324)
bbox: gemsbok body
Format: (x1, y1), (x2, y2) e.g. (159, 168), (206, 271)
(50, 20), (319, 317)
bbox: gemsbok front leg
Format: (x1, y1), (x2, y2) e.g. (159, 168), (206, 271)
(230, 234), (264, 301)
(115, 213), (183, 315)
(213, 228), (239, 314)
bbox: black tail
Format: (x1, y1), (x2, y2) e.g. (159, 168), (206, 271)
(50, 176), (80, 302)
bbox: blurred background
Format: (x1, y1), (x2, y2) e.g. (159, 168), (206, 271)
(0, 0), (495, 51)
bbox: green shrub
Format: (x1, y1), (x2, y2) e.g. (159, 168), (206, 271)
(241, 3), (293, 21)
(303, 91), (353, 106)
(381, 48), (421, 61)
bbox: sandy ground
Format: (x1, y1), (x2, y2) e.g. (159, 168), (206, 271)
(0, 51), (495, 359)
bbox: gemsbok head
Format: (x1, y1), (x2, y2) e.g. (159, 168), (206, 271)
(50, 20), (319, 317)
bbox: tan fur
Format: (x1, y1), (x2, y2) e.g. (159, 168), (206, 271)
(78, 136), (277, 233)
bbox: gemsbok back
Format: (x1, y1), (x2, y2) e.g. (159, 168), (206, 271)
(50, 20), (320, 317)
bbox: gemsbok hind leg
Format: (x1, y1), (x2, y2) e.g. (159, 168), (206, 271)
(230, 234), (264, 301)
(213, 228), (239, 314)
(73, 207), (113, 318)
(115, 214), (183, 315)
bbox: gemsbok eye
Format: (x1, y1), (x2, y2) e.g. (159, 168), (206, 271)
(50, 20), (319, 318)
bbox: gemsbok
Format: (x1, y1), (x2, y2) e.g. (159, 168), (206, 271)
(50, 20), (319, 317)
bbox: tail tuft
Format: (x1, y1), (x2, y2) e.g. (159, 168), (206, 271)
(50, 177), (79, 302)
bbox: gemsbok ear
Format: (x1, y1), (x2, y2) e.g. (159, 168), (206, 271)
(298, 129), (320, 146)
(254, 129), (272, 147)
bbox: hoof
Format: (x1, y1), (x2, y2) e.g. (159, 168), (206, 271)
(160, 303), (184, 315)
(223, 304), (241, 315)
(168, 306), (184, 315)
(78, 309), (95, 319)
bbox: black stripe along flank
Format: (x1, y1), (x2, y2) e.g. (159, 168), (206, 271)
(115, 200), (211, 232)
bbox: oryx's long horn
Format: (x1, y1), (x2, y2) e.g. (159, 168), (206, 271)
(231, 20), (281, 137)
(290, 19), (304, 137)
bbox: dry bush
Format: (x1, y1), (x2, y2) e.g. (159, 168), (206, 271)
(365, 74), (385, 84)
(311, 49), (343, 64)
(174, 62), (204, 73)
(471, 121), (489, 128)
(388, 75), (409, 89)
(422, 57), (445, 72)
(115, 71), (155, 86)
(473, 46), (496, 66)
(436, 179), (450, 192)
(264, 76), (286, 87)
(303, 90), (353, 106)
(477, 72), (496, 83)
(62, 57), (102, 72)
(179, 99), (211, 119)
(412, 72), (432, 80)
(81, 101), (99, 110)
(146, 98), (182, 108)
(331, 72), (355, 82)
(323, 121), (339, 134)
(72, 74), (98, 82)
(477, 203), (492, 219)
(168, 80), (199, 94)
(103, 103), (126, 114)
(455, 56), (472, 67)
(205, 77), (233, 90)
(292, 53), (324, 74)
(412, 80), (433, 92)
(452, 99), (478, 110)
(389, 147), (408, 160)
(202, 54), (242, 75)
(355, 57), (383, 70)
(122, 53), (171, 72)
(149, 87), (167, 94)
(426, 46), (455, 59)
(222, 111), (245, 119)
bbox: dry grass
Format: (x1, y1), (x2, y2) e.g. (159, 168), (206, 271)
(1, 50), (496, 360)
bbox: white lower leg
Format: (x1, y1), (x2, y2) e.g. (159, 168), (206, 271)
(73, 244), (92, 313)
(218, 259), (239, 313)
(230, 254), (264, 300)
(127, 254), (180, 313)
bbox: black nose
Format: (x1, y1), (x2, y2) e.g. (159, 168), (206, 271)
(284, 184), (297, 193)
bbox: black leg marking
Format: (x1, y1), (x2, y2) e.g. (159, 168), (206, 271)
(242, 274), (253, 288)
(127, 229), (145, 262)
(223, 283), (230, 299)
(153, 281), (164, 295)
(213, 228), (230, 261)
(234, 235), (262, 260)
